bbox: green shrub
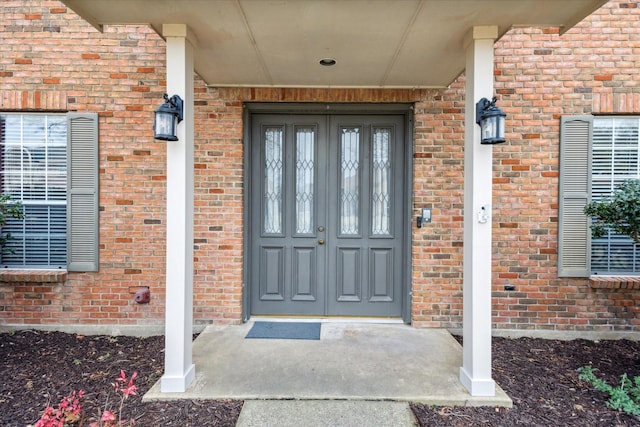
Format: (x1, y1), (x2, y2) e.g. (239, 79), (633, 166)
(0, 193), (24, 253)
(584, 179), (640, 244)
(578, 365), (640, 418)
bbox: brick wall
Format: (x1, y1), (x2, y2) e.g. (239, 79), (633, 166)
(0, 0), (170, 327)
(1, 0), (640, 333)
(489, 1), (640, 332)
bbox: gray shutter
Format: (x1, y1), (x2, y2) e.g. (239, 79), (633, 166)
(67, 113), (99, 272)
(558, 116), (592, 277)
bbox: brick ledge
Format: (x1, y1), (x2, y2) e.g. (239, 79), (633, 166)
(590, 276), (640, 290)
(0, 270), (67, 283)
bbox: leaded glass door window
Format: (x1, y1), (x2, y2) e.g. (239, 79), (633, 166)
(263, 127), (283, 234)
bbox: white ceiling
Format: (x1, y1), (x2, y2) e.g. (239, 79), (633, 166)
(62, 0), (607, 88)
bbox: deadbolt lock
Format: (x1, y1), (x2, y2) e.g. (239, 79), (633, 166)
(318, 226), (325, 232)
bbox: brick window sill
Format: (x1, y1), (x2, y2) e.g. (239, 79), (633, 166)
(590, 276), (640, 290)
(0, 270), (67, 283)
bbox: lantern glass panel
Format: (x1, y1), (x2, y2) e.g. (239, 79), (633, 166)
(497, 118), (505, 140)
(154, 111), (178, 141)
(481, 116), (496, 141)
(481, 115), (505, 144)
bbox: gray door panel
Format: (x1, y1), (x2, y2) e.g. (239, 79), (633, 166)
(250, 113), (404, 317)
(326, 115), (404, 317)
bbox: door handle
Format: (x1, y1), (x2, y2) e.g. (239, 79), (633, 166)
(318, 239), (325, 245)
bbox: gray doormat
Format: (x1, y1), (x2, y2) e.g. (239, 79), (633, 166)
(245, 321), (321, 340)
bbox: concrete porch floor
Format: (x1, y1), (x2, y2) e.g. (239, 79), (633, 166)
(144, 321), (511, 407)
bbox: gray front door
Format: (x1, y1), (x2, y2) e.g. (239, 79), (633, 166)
(249, 113), (405, 317)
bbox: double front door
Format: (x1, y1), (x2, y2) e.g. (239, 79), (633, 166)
(249, 113), (406, 317)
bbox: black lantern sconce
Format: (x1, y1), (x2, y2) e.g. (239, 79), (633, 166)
(475, 96), (506, 145)
(153, 93), (183, 141)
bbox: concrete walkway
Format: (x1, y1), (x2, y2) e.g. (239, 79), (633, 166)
(236, 400), (418, 427)
(144, 322), (511, 426)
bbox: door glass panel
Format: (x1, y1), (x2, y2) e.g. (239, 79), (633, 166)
(295, 126), (315, 234)
(264, 126), (283, 234)
(372, 127), (391, 235)
(340, 127), (360, 235)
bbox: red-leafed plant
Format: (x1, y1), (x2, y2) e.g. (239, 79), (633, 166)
(32, 371), (138, 427)
(34, 390), (85, 427)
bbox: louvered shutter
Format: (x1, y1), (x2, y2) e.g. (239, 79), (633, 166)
(558, 116), (592, 277)
(67, 113), (99, 272)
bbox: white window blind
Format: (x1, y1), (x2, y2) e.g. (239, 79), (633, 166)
(0, 113), (67, 268)
(591, 117), (640, 274)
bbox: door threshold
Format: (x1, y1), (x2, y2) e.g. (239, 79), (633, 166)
(249, 316), (405, 324)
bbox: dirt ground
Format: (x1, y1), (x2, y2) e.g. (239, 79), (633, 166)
(1, 330), (639, 426)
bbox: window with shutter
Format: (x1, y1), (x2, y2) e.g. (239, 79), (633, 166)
(558, 116), (640, 277)
(0, 112), (98, 271)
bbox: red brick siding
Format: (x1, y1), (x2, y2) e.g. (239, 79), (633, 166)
(490, 0), (640, 332)
(1, 1), (170, 326)
(1, 0), (640, 332)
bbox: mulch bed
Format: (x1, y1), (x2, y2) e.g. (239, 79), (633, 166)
(412, 336), (640, 427)
(1, 330), (640, 426)
(0, 331), (241, 426)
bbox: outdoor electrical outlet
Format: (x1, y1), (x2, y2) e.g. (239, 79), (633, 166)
(417, 208), (431, 228)
(421, 208), (431, 223)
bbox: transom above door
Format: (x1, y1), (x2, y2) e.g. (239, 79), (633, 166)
(248, 109), (408, 318)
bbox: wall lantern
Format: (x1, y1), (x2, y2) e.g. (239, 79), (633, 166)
(153, 93), (183, 141)
(475, 96), (506, 145)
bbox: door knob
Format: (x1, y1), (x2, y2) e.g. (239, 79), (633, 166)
(318, 239), (325, 245)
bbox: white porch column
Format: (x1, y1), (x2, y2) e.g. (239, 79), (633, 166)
(460, 26), (499, 397)
(161, 24), (196, 393)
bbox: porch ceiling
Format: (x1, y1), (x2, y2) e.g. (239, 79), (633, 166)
(62, 0), (606, 88)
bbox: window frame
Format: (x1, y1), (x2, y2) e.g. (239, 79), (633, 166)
(0, 112), (99, 272)
(0, 113), (68, 268)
